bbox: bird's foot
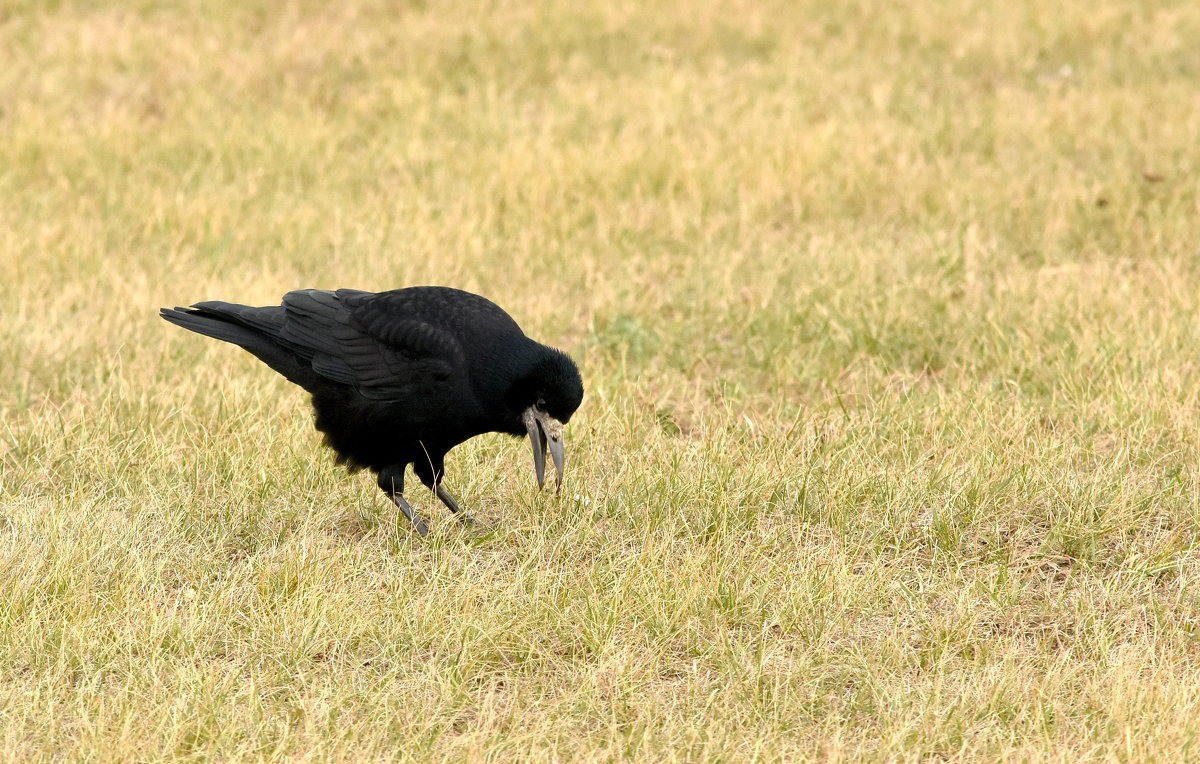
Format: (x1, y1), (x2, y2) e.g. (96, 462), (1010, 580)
(391, 493), (429, 537)
(434, 484), (481, 529)
(410, 517), (430, 537)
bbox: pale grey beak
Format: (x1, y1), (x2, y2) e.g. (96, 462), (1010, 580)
(523, 407), (566, 492)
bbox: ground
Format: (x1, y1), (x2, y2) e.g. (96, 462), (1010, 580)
(1, 0), (1199, 760)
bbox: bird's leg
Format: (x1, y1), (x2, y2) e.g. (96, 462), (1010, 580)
(413, 456), (475, 527)
(434, 483), (477, 526)
(378, 466), (429, 537)
(392, 494), (430, 537)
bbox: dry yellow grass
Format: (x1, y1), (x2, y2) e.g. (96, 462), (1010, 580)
(2, 0), (1200, 760)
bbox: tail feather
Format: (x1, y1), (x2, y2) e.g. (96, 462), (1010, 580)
(160, 306), (259, 346)
(160, 305), (321, 391)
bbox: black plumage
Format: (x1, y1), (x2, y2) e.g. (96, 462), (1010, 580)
(161, 286), (584, 534)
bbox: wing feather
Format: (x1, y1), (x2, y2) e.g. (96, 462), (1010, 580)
(277, 289), (464, 400)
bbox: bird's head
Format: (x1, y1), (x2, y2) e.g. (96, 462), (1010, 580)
(507, 346), (583, 492)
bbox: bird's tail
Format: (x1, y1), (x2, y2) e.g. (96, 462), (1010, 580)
(160, 303), (321, 390)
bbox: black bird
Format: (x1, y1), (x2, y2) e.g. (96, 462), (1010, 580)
(161, 287), (584, 535)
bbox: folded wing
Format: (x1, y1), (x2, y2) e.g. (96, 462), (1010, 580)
(166, 288), (467, 402)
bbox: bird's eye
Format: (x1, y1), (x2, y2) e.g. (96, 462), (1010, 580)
(536, 398), (547, 411)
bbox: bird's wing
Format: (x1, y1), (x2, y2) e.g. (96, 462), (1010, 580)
(279, 289), (464, 401)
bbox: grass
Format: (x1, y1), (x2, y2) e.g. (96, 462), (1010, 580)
(2, 0), (1200, 759)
